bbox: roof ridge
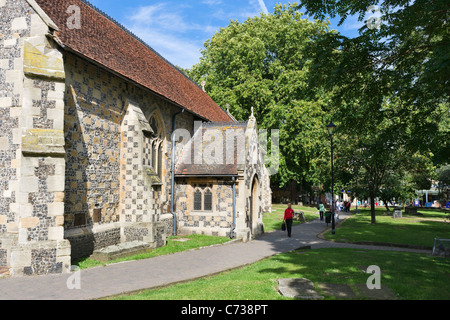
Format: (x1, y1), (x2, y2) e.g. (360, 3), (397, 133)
(77, 0), (205, 91)
(202, 121), (248, 126)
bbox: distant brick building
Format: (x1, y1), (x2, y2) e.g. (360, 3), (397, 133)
(0, 0), (271, 276)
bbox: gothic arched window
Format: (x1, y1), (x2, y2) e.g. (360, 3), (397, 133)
(194, 189), (202, 211)
(192, 187), (213, 212)
(204, 188), (213, 211)
(143, 114), (164, 180)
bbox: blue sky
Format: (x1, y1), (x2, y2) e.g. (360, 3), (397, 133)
(87, 0), (368, 69)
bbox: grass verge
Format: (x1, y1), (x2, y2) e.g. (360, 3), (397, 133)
(75, 234), (232, 269)
(323, 208), (450, 248)
(110, 248), (450, 300)
(263, 204), (319, 232)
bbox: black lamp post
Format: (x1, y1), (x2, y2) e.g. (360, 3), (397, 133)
(326, 121), (337, 235)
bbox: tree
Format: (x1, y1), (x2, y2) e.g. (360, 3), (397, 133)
(334, 125), (409, 224)
(189, 4), (335, 190)
(297, 0), (449, 163)
(294, 0), (448, 222)
(436, 164), (450, 203)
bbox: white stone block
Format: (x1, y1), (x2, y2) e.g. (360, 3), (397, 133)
(15, 191), (28, 205)
(22, 87), (42, 109)
(18, 228), (29, 244)
(48, 227), (64, 240)
(56, 244), (71, 257)
(3, 38), (17, 47)
(10, 248), (31, 268)
(54, 82), (66, 93)
(0, 59), (9, 69)
(47, 175), (65, 192)
(0, 97), (12, 108)
(30, 13), (49, 37)
(48, 202), (64, 217)
(20, 176), (39, 193)
(5, 69), (21, 84)
(9, 106), (21, 117)
(21, 163), (36, 177)
(20, 204), (33, 218)
(9, 203), (20, 214)
(0, 137), (8, 150)
(12, 17), (28, 30)
(47, 89), (64, 100)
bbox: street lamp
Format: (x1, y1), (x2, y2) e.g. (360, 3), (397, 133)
(326, 121), (337, 235)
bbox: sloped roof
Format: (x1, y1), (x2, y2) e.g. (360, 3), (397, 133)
(34, 0), (232, 123)
(175, 122), (248, 176)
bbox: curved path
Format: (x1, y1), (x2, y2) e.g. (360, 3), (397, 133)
(0, 214), (430, 300)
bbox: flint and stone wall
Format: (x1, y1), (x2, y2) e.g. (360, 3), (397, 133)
(0, 0), (272, 276)
(174, 117), (272, 240)
(63, 52), (195, 261)
(0, 0), (196, 272)
(0, 0), (70, 276)
(175, 178), (237, 238)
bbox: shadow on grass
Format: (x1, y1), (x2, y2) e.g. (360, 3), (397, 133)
(255, 248), (450, 300)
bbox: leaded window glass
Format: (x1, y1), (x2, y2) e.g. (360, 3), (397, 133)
(194, 189), (202, 211)
(204, 189), (212, 211)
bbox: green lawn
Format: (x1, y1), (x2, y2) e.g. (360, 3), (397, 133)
(263, 204), (319, 232)
(324, 208), (450, 248)
(105, 205), (450, 300)
(111, 248), (450, 300)
(75, 234), (232, 269)
(75, 204), (318, 269)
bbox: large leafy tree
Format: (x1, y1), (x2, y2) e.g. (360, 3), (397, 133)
(189, 4), (336, 189)
(298, 0), (449, 162)
(295, 0), (448, 222)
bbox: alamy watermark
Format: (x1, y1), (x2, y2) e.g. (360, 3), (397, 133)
(172, 121), (280, 176)
(366, 265), (381, 290)
(366, 5), (383, 30)
(66, 5), (81, 30)
(66, 266), (81, 290)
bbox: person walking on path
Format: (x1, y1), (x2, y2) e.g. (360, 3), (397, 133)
(284, 203), (295, 237)
(319, 202), (325, 221)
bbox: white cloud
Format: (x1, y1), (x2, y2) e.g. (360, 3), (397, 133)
(255, 0), (269, 14)
(129, 25), (202, 69)
(202, 0), (223, 5)
(340, 15), (365, 31)
(122, 0), (273, 68)
(124, 3), (219, 69)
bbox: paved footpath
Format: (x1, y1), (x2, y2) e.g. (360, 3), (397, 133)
(0, 214), (430, 300)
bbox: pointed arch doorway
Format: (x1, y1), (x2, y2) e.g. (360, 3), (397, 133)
(249, 175), (260, 238)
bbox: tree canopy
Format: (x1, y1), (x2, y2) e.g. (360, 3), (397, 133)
(295, 0), (449, 222)
(189, 1), (449, 223)
(189, 4), (336, 189)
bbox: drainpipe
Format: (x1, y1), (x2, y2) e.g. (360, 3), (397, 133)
(230, 176), (237, 239)
(171, 108), (185, 236)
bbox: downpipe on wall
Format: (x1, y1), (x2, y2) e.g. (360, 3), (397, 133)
(230, 176), (237, 239)
(171, 108), (185, 236)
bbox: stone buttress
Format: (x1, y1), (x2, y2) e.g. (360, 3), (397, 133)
(0, 0), (70, 276)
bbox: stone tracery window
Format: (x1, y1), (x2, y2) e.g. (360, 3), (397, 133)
(192, 187), (213, 212)
(204, 188), (212, 211)
(143, 114), (164, 180)
(194, 189), (202, 211)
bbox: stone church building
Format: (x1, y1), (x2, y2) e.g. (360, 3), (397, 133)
(0, 0), (271, 276)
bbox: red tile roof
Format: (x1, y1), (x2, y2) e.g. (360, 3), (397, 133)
(34, 0), (232, 123)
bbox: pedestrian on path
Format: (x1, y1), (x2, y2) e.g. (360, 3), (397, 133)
(319, 202), (325, 221)
(284, 203), (294, 237)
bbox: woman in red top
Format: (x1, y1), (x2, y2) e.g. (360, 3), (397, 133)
(284, 203), (295, 237)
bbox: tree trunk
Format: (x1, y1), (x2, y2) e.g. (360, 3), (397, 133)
(290, 180), (297, 204)
(369, 189), (376, 224)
